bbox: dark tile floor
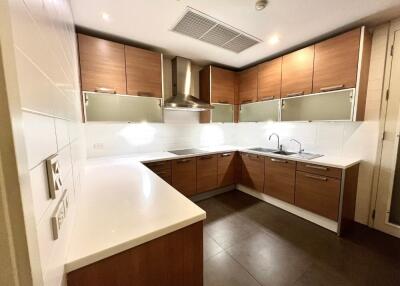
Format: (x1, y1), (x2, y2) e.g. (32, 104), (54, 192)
(197, 191), (400, 286)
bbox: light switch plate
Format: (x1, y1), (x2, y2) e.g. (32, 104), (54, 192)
(46, 154), (63, 199)
(51, 200), (65, 240)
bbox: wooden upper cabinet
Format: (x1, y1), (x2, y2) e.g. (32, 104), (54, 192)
(239, 66), (258, 104)
(281, 46), (315, 98)
(257, 57), (282, 101)
(78, 34), (127, 94)
(125, 46), (162, 97)
(211, 67), (236, 104)
(313, 28), (361, 93)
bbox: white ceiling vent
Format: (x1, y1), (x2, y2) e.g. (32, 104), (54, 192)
(171, 7), (262, 53)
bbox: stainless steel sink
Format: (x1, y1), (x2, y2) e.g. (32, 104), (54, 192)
(290, 152), (323, 160)
(248, 147), (278, 153)
(272, 150), (297, 156)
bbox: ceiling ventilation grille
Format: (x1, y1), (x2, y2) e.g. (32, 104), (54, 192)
(171, 7), (262, 53)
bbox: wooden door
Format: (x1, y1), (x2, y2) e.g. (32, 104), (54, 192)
(239, 67), (258, 104)
(125, 46), (162, 97)
(217, 152), (236, 187)
(281, 46), (314, 97)
(295, 171), (340, 220)
(78, 34), (126, 94)
(240, 153), (264, 192)
(264, 157), (296, 204)
(258, 58), (282, 101)
(196, 155), (218, 193)
(211, 67), (236, 104)
(313, 28), (361, 93)
(172, 158), (196, 196)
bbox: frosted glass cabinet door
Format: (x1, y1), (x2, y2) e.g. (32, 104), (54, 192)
(239, 99), (280, 122)
(281, 89), (354, 122)
(211, 104), (234, 123)
(84, 92), (163, 122)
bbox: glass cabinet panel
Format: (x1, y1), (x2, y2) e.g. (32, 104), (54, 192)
(211, 104), (234, 123)
(84, 92), (163, 122)
(281, 89), (354, 122)
(239, 99), (280, 122)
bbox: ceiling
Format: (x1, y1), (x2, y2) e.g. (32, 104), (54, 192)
(71, 0), (400, 69)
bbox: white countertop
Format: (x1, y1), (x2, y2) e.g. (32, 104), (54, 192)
(65, 158), (206, 272)
(66, 145), (360, 272)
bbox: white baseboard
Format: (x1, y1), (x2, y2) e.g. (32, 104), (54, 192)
(236, 184), (338, 233)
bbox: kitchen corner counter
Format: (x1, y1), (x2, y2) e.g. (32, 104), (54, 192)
(65, 158), (206, 272)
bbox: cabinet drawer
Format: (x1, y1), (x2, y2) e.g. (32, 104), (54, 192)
(240, 153), (265, 192)
(265, 157), (296, 204)
(145, 160), (171, 172)
(197, 155), (218, 193)
(217, 152), (236, 187)
(172, 158), (197, 197)
(297, 162), (342, 179)
(295, 171), (340, 221)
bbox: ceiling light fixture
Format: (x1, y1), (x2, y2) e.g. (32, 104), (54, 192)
(101, 12), (110, 21)
(255, 0), (268, 11)
(269, 35), (280, 45)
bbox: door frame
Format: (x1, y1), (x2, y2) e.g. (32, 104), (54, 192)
(369, 18), (400, 237)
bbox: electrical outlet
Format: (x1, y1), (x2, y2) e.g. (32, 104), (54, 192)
(51, 200), (65, 240)
(46, 154), (63, 199)
(93, 143), (104, 150)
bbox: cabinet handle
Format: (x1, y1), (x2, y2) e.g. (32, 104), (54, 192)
(95, 87), (116, 94)
(305, 174), (328, 181)
(248, 154), (260, 160)
(260, 96), (275, 101)
(199, 156), (213, 160)
(320, 85), (345, 92)
(148, 162), (166, 167)
(271, 158), (287, 163)
(305, 164), (328, 171)
(286, 91), (304, 97)
(221, 153), (232, 157)
(156, 171), (170, 176)
(177, 159), (191, 164)
(241, 99), (253, 104)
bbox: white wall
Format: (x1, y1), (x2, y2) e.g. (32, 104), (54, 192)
(7, 0), (85, 285)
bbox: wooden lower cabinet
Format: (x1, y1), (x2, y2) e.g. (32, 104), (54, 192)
(240, 153), (264, 192)
(217, 152), (236, 187)
(264, 157), (296, 204)
(67, 222), (203, 286)
(295, 171), (341, 221)
(196, 155), (218, 193)
(144, 160), (172, 184)
(171, 158), (197, 197)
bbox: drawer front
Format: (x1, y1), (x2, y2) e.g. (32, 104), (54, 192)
(217, 152), (236, 187)
(145, 160), (171, 172)
(197, 155), (218, 193)
(241, 153), (265, 192)
(172, 158), (197, 197)
(295, 171), (341, 221)
(297, 162), (342, 179)
(264, 157), (296, 204)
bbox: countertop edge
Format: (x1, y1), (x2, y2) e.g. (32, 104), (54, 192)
(65, 212), (206, 273)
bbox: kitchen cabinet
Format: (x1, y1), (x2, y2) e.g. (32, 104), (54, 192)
(239, 66), (258, 104)
(295, 170), (341, 221)
(211, 66), (236, 104)
(258, 58), (282, 101)
(144, 160), (172, 184)
(264, 157), (296, 204)
(313, 28), (361, 93)
(125, 45), (162, 97)
(217, 152), (236, 187)
(196, 155), (218, 193)
(281, 46), (315, 98)
(240, 153), (264, 192)
(172, 158), (197, 197)
(297, 162), (342, 179)
(77, 34), (127, 94)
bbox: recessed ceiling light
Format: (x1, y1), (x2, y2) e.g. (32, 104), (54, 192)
(255, 0), (268, 11)
(268, 35), (280, 45)
(101, 12), (110, 21)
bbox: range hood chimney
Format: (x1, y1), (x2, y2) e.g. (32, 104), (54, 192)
(164, 57), (214, 111)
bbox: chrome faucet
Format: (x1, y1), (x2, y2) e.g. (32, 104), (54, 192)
(290, 139), (304, 154)
(269, 133), (282, 151)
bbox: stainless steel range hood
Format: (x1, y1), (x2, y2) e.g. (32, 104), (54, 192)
(164, 57), (213, 111)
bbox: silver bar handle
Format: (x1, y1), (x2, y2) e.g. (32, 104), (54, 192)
(221, 153), (232, 157)
(320, 85), (345, 92)
(241, 99), (253, 104)
(177, 159), (191, 164)
(286, 91), (304, 97)
(260, 96), (275, 101)
(271, 158), (287, 163)
(305, 174), (328, 181)
(199, 156), (213, 160)
(95, 87), (116, 94)
(305, 164), (328, 171)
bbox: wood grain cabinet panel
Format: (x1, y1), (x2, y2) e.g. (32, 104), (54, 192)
(313, 28), (361, 93)
(239, 67), (258, 104)
(125, 46), (162, 97)
(240, 153), (264, 192)
(172, 158), (196, 197)
(78, 34), (127, 94)
(295, 171), (340, 221)
(281, 46), (315, 98)
(144, 161), (172, 184)
(297, 162), (342, 179)
(258, 58), (282, 101)
(211, 67), (236, 104)
(217, 152), (236, 187)
(196, 155), (218, 193)
(264, 157), (296, 204)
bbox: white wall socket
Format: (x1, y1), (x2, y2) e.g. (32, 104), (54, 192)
(51, 190), (70, 240)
